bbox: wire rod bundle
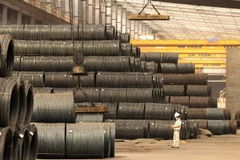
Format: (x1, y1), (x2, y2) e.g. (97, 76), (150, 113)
(28, 124), (38, 160)
(170, 96), (190, 106)
(186, 85), (211, 96)
(160, 63), (177, 74)
(153, 88), (165, 103)
(145, 61), (158, 73)
(140, 61), (146, 72)
(221, 120), (230, 134)
(161, 53), (179, 64)
(118, 103), (145, 119)
(157, 74), (188, 85)
(188, 120), (208, 129)
(106, 26), (117, 40)
(76, 113), (104, 122)
(207, 120), (223, 135)
(144, 52), (162, 63)
(126, 88), (154, 103)
(189, 97), (210, 108)
(0, 25), (24, 39)
(103, 103), (119, 119)
(119, 33), (130, 43)
(134, 58), (141, 72)
(210, 97), (218, 108)
(0, 78), (19, 127)
(121, 43), (132, 56)
(100, 88), (127, 103)
(174, 104), (188, 120)
(229, 120), (237, 134)
(148, 120), (174, 140)
(74, 88), (100, 103)
(16, 79), (27, 127)
(180, 120), (191, 140)
(152, 74), (163, 88)
(0, 127), (14, 160)
(163, 85), (185, 96)
(235, 111), (240, 121)
(145, 103), (174, 120)
(66, 123), (115, 158)
(32, 87), (54, 94)
(34, 123), (66, 159)
(206, 108), (225, 120)
(187, 108), (207, 119)
(24, 25), (51, 40)
(12, 71), (45, 87)
(129, 56), (135, 71)
(177, 63), (195, 74)
(224, 109), (231, 120)
(188, 74), (208, 85)
(32, 93), (76, 123)
(188, 121), (199, 139)
(50, 25), (78, 40)
(0, 34), (14, 77)
(79, 24), (106, 40)
(23, 81), (34, 125)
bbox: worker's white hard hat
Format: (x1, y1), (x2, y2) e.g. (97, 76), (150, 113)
(174, 112), (180, 118)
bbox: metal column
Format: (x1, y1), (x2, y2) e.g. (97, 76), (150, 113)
(17, 12), (22, 24)
(111, 3), (117, 28)
(2, 6), (8, 24)
(126, 12), (131, 33)
(95, 0), (100, 24)
(121, 8), (127, 33)
(134, 21), (139, 39)
(130, 21), (135, 39)
(117, 6), (122, 32)
(105, 0), (112, 26)
(87, 0), (94, 24)
(65, 0), (70, 19)
(100, 0), (106, 24)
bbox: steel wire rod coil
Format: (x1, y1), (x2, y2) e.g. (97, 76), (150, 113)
(153, 88), (165, 103)
(23, 81), (33, 125)
(66, 72), (96, 88)
(106, 26), (117, 40)
(140, 52), (146, 61)
(187, 108), (207, 119)
(74, 88), (100, 103)
(24, 25), (51, 40)
(156, 74), (189, 85)
(223, 109), (231, 120)
(145, 61), (158, 73)
(160, 63), (177, 74)
(140, 61), (146, 72)
(0, 34), (14, 77)
(229, 120), (237, 134)
(210, 97), (218, 108)
(207, 120), (223, 135)
(76, 113), (104, 122)
(129, 57), (135, 72)
(0, 78), (19, 127)
(145, 103), (174, 120)
(117, 103), (145, 119)
(221, 120), (230, 134)
(12, 71), (45, 87)
(79, 24), (106, 40)
(50, 25), (78, 40)
(83, 56), (130, 72)
(121, 43), (132, 56)
(148, 120), (174, 140)
(0, 25), (24, 39)
(34, 123), (66, 159)
(177, 63), (195, 74)
(161, 53), (179, 64)
(163, 85), (185, 96)
(188, 74), (208, 85)
(189, 121), (199, 139)
(189, 97), (210, 108)
(112, 120), (151, 139)
(66, 123), (112, 158)
(100, 88), (127, 103)
(134, 58), (141, 72)
(206, 108), (225, 120)
(126, 88), (154, 103)
(131, 46), (140, 57)
(180, 120), (191, 140)
(119, 33), (130, 43)
(45, 72), (68, 88)
(152, 74), (163, 88)
(186, 85), (211, 96)
(32, 93), (76, 123)
(28, 124), (38, 160)
(174, 104), (188, 120)
(52, 88), (75, 93)
(170, 96), (190, 106)
(32, 87), (54, 94)
(235, 111), (240, 121)
(125, 72), (153, 88)
(0, 127), (14, 160)
(188, 120), (208, 129)
(144, 52), (162, 63)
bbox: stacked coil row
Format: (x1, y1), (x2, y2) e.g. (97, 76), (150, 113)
(0, 78), (37, 160)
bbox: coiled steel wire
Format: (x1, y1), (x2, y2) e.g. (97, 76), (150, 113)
(28, 124), (38, 160)
(224, 109), (231, 120)
(174, 104), (188, 120)
(0, 34), (14, 77)
(210, 97), (218, 108)
(83, 56), (130, 72)
(165, 96), (170, 103)
(229, 120), (237, 134)
(188, 120), (208, 129)
(131, 46), (140, 57)
(100, 88), (127, 103)
(45, 72), (68, 87)
(66, 123), (113, 158)
(0, 78), (19, 127)
(180, 120), (191, 140)
(163, 85), (185, 96)
(235, 111), (240, 121)
(34, 123), (65, 159)
(187, 108), (207, 119)
(188, 74), (208, 85)
(206, 108), (225, 120)
(145, 103), (175, 120)
(189, 97), (210, 108)
(106, 26), (117, 40)
(68, 72), (95, 87)
(118, 103), (145, 119)
(112, 120), (151, 139)
(145, 61), (158, 73)
(144, 52), (162, 63)
(160, 63), (177, 74)
(0, 127), (14, 160)
(32, 87), (54, 94)
(170, 96), (190, 106)
(148, 120), (174, 140)
(189, 121), (199, 139)
(24, 25), (51, 40)
(140, 61), (146, 72)
(121, 43), (132, 56)
(186, 85), (211, 96)
(152, 74), (163, 88)
(134, 58), (141, 72)
(129, 57), (135, 72)
(153, 88), (165, 103)
(140, 52), (146, 61)
(50, 25), (78, 40)
(12, 71), (45, 87)
(207, 120), (223, 135)
(177, 63), (195, 74)
(126, 88), (154, 103)
(119, 33), (130, 43)
(0, 25), (24, 39)
(162, 53), (179, 64)
(156, 74), (188, 85)
(32, 93), (76, 123)
(221, 120), (230, 134)
(74, 88), (100, 103)
(23, 81), (33, 125)
(76, 113), (104, 122)
(79, 24), (106, 40)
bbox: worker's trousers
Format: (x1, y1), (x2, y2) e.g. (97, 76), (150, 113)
(173, 130), (180, 147)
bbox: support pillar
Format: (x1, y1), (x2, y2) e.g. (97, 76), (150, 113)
(105, 0), (112, 26)
(111, 3), (117, 28)
(117, 6), (122, 32)
(100, 0), (106, 24)
(87, 0), (94, 24)
(134, 21), (139, 39)
(30, 17), (35, 24)
(17, 12), (22, 24)
(130, 21), (135, 39)
(2, 6), (8, 24)
(73, 0), (79, 24)
(121, 8), (127, 33)
(95, 0), (100, 24)
(65, 0), (70, 20)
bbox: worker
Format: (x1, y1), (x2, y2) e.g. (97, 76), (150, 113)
(170, 112), (182, 148)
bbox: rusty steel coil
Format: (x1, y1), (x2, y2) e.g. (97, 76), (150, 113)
(187, 108), (207, 119)
(126, 88), (154, 103)
(0, 34), (14, 77)
(121, 43), (132, 56)
(188, 74), (208, 85)
(100, 88), (127, 103)
(177, 63), (195, 74)
(32, 93), (76, 123)
(74, 88), (100, 103)
(186, 85), (211, 96)
(188, 120), (208, 129)
(189, 97), (210, 108)
(12, 71), (45, 87)
(0, 78), (19, 127)
(118, 103), (145, 119)
(0, 25), (24, 39)
(189, 121), (199, 139)
(152, 74), (163, 88)
(161, 53), (179, 64)
(170, 96), (190, 106)
(119, 33), (130, 43)
(163, 85), (185, 96)
(160, 63), (177, 74)
(157, 74), (189, 85)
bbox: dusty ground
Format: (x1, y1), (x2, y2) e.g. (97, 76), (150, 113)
(38, 130), (240, 160)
